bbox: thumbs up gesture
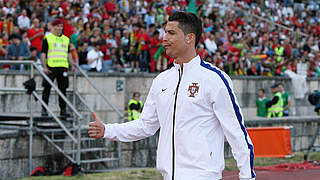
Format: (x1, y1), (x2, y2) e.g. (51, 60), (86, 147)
(88, 112), (105, 138)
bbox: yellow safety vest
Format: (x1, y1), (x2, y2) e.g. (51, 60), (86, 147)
(275, 46), (284, 62)
(268, 92), (284, 118)
(128, 99), (143, 121)
(45, 33), (70, 68)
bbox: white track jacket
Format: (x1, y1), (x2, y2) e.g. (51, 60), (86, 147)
(104, 55), (255, 180)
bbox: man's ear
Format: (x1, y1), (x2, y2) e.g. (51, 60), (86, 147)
(186, 33), (193, 44)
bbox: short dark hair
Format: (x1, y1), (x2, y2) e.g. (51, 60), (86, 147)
(168, 11), (202, 48)
(9, 34), (20, 40)
(153, 30), (159, 36)
(93, 42), (101, 46)
(258, 89), (265, 93)
(30, 46), (37, 52)
(133, 92), (140, 98)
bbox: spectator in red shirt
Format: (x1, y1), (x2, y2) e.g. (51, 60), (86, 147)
(137, 25), (150, 72)
(59, 1), (69, 16)
(0, 14), (14, 35)
(149, 30), (160, 72)
(0, 33), (8, 61)
(283, 39), (292, 59)
(28, 18), (44, 57)
(63, 16), (74, 38)
(196, 43), (208, 59)
(166, 2), (173, 16)
(104, 0), (116, 16)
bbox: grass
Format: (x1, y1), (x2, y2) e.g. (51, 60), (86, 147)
(21, 152), (320, 180)
(22, 168), (163, 180)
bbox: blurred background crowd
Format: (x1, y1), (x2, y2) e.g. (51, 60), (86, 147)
(0, 0), (319, 76)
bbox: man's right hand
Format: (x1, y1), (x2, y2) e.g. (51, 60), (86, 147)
(88, 114), (105, 138)
(43, 67), (51, 74)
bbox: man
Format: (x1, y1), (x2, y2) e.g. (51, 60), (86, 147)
(278, 83), (291, 116)
(0, 14), (14, 35)
(204, 33), (217, 56)
(29, 46), (42, 71)
(28, 18), (44, 58)
(41, 18), (75, 117)
(137, 24), (151, 72)
(17, 9), (31, 31)
(266, 83), (284, 118)
(80, 42), (103, 72)
(89, 12), (255, 180)
(256, 89), (269, 117)
(128, 92), (143, 121)
(7, 34), (30, 70)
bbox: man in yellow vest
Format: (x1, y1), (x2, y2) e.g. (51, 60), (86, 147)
(128, 92), (143, 121)
(41, 18), (75, 117)
(275, 44), (284, 62)
(266, 83), (284, 118)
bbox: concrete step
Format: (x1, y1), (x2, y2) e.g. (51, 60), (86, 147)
(52, 137), (96, 143)
(80, 157), (119, 164)
(63, 147), (106, 154)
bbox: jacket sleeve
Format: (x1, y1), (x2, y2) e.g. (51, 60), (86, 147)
(103, 80), (160, 142)
(211, 74), (255, 179)
(7, 45), (13, 59)
(266, 96), (279, 108)
(23, 43), (30, 59)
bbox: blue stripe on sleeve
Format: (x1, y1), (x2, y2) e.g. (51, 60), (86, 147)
(200, 60), (256, 178)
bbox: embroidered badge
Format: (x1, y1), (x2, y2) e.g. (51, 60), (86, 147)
(188, 83), (199, 97)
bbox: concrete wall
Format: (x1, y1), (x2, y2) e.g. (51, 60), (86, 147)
(0, 131), (68, 180)
(0, 71), (318, 119)
(0, 71), (319, 179)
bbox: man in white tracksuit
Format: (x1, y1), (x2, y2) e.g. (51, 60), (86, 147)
(89, 11), (255, 180)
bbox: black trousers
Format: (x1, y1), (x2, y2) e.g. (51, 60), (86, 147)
(42, 67), (69, 112)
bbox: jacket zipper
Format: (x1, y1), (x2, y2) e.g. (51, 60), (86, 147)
(172, 67), (183, 180)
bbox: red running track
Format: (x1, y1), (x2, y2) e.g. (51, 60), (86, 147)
(223, 169), (320, 180)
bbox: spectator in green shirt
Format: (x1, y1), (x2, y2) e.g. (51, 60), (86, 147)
(278, 83), (291, 116)
(256, 89), (269, 117)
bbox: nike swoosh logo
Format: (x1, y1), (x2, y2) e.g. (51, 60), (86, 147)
(162, 88), (167, 92)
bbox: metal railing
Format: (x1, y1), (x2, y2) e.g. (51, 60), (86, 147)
(0, 60), (83, 174)
(0, 60), (126, 173)
(72, 63), (124, 170)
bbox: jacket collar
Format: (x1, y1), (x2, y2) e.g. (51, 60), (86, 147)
(173, 55), (200, 71)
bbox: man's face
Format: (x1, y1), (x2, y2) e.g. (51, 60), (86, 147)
(271, 87), (277, 93)
(258, 90), (263, 97)
(94, 45), (100, 51)
(278, 85), (283, 92)
(162, 21), (187, 58)
(134, 94), (140, 101)
(22, 10), (27, 16)
(31, 50), (37, 57)
(12, 38), (20, 45)
(33, 19), (40, 27)
(53, 24), (63, 35)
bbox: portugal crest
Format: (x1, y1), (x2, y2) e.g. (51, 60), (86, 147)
(188, 83), (199, 97)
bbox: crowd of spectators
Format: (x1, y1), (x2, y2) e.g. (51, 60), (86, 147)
(0, 0), (319, 77)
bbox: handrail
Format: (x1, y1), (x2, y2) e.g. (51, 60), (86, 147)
(0, 60), (83, 119)
(73, 63), (122, 166)
(0, 60), (80, 142)
(244, 116), (320, 125)
(73, 63), (124, 118)
(32, 92), (77, 143)
(41, 134), (75, 163)
(74, 91), (105, 123)
(0, 60), (83, 170)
